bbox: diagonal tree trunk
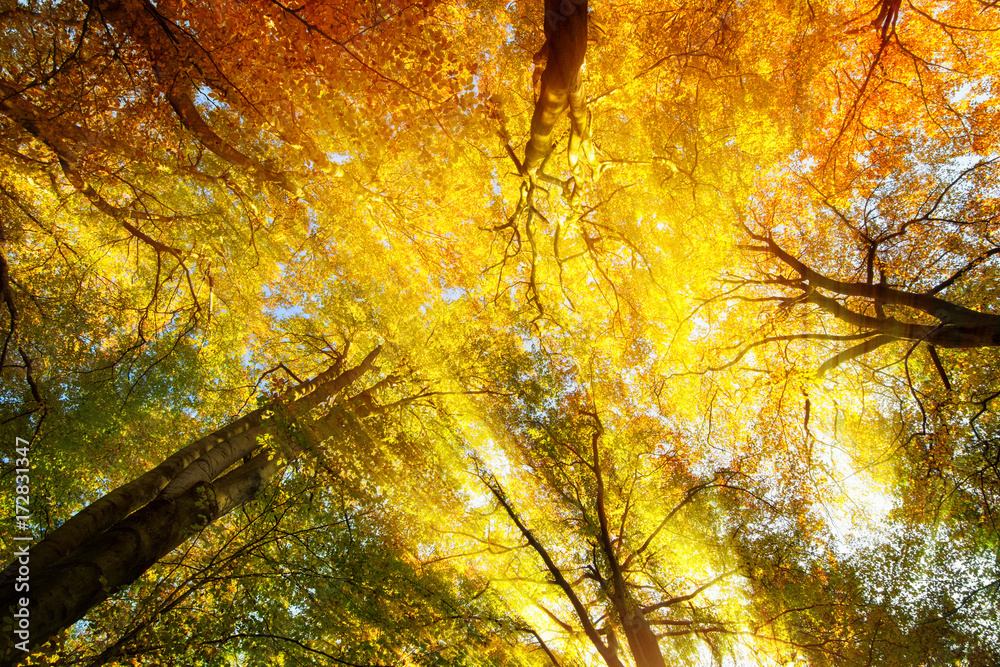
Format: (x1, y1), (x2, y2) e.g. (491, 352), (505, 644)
(0, 348), (383, 662)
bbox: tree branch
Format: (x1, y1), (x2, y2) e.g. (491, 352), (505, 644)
(482, 474), (624, 667)
(745, 227), (1000, 328)
(816, 334), (897, 377)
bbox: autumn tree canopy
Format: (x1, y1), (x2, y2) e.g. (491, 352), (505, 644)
(2, 0), (999, 664)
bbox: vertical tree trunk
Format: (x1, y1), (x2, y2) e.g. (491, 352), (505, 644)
(523, 0), (592, 175)
(1, 349), (382, 662)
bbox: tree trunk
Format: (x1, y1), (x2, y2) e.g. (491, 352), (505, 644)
(618, 610), (667, 667)
(523, 0), (592, 175)
(1, 350), (382, 662)
(593, 437), (667, 667)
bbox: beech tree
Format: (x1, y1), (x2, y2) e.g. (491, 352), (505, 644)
(0, 347), (392, 658)
(3, 0), (1000, 664)
(721, 155), (1000, 376)
(704, 152), (1000, 530)
(466, 349), (809, 667)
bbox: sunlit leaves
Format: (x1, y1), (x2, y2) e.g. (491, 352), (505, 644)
(4, 0), (1000, 664)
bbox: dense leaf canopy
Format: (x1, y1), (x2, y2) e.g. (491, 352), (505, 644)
(1, 0), (998, 665)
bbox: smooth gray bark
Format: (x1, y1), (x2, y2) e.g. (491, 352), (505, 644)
(0, 350), (382, 662)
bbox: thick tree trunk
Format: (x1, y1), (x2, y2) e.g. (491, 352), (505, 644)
(6, 463), (261, 659)
(0, 350), (382, 662)
(618, 611), (666, 667)
(523, 0), (593, 175)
